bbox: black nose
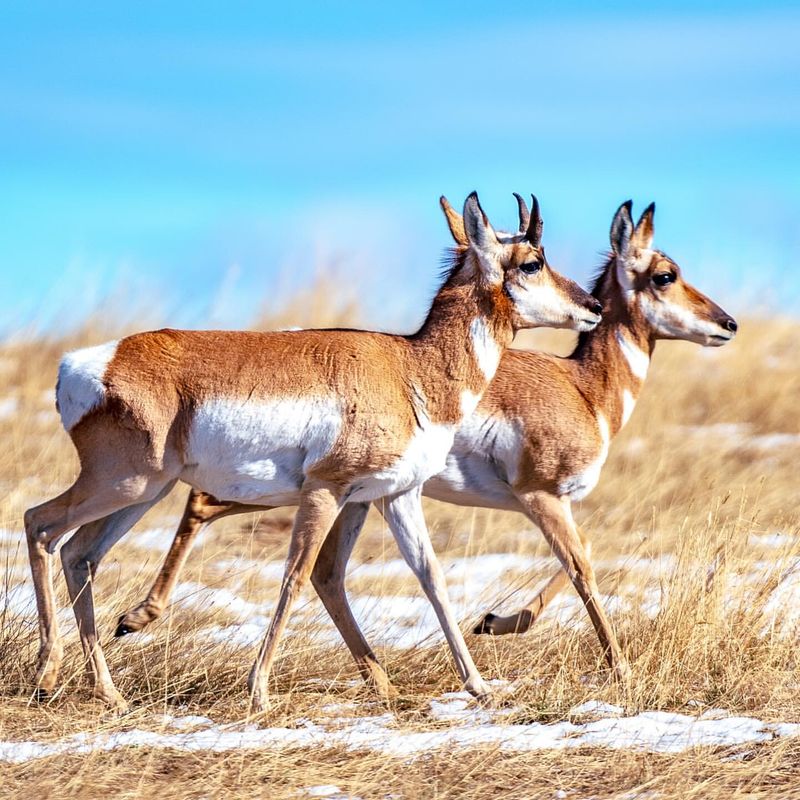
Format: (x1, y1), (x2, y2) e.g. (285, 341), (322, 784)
(723, 317), (738, 333)
(589, 299), (603, 316)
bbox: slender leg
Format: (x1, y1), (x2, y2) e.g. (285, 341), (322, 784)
(475, 527), (593, 636)
(310, 502), (396, 699)
(512, 491), (628, 679)
(59, 483), (176, 711)
(24, 472), (171, 699)
(25, 502), (64, 698)
(378, 488), (492, 700)
(247, 480), (341, 712)
(116, 490), (257, 636)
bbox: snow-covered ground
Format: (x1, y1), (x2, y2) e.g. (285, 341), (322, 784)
(4, 527), (799, 648)
(0, 693), (797, 764)
(3, 527), (799, 648)
(2, 524), (799, 764)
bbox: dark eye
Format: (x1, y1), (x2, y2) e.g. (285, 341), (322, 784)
(520, 261), (542, 274)
(652, 272), (676, 287)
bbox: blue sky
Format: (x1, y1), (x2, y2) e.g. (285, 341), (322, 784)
(2, 2), (799, 334)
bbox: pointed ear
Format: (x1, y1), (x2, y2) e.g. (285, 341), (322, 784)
(463, 192), (498, 251)
(439, 195), (468, 246)
(631, 202), (655, 250)
(610, 200), (634, 256)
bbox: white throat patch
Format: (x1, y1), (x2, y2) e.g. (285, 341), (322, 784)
(469, 317), (502, 382)
(615, 330), (650, 381)
(621, 388), (637, 428)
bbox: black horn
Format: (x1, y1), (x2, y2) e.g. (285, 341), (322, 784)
(526, 194), (543, 246)
(513, 192), (530, 233)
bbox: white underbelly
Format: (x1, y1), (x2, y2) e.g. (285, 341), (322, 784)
(181, 395), (342, 503)
(424, 451), (521, 512)
(346, 421), (456, 503)
(420, 412), (522, 510)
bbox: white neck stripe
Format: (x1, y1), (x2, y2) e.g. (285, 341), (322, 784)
(615, 330), (649, 381)
(469, 316), (502, 382)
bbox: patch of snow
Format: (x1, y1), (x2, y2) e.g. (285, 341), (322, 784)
(173, 582), (263, 618)
(749, 532), (794, 549)
(679, 422), (750, 441)
(303, 787), (339, 798)
(676, 423), (800, 453)
(622, 436), (646, 456)
(429, 691), (513, 726)
(2, 583), (36, 615)
(1, 704), (798, 764)
(203, 616), (272, 647)
(301, 786), (357, 799)
(130, 527), (209, 552)
(569, 701), (624, 718)
(150, 714), (215, 729)
(216, 552), (547, 596)
(748, 433), (800, 450)
(761, 560), (800, 634)
(698, 708), (731, 721)
(0, 529), (23, 546)
(0, 396), (19, 420)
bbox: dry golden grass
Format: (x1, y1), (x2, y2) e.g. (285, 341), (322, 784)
(1, 285), (799, 798)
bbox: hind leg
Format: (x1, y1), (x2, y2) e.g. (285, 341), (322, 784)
(25, 471), (174, 701)
(59, 481), (177, 711)
(116, 490), (253, 636)
(311, 502), (396, 699)
(25, 498), (66, 697)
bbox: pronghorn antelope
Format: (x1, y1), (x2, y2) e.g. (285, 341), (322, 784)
(25, 192), (603, 712)
(116, 199), (736, 688)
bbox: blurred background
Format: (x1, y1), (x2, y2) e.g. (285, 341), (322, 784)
(2, 1), (799, 336)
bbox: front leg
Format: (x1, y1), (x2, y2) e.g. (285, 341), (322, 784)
(474, 524), (592, 636)
(248, 481), (342, 712)
(378, 488), (492, 701)
(513, 491), (629, 680)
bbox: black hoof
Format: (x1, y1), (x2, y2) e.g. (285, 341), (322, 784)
(32, 687), (50, 703)
(115, 618), (134, 637)
(473, 613), (498, 635)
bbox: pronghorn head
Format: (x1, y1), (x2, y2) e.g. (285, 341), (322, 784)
(441, 192), (603, 332)
(609, 201), (738, 346)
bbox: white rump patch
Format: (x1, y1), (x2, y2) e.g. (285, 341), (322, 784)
(183, 396), (343, 504)
(56, 340), (118, 431)
(615, 330), (649, 381)
(558, 412), (610, 501)
(469, 317), (502, 382)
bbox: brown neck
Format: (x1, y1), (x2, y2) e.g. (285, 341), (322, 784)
(570, 257), (655, 435)
(408, 257), (514, 423)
